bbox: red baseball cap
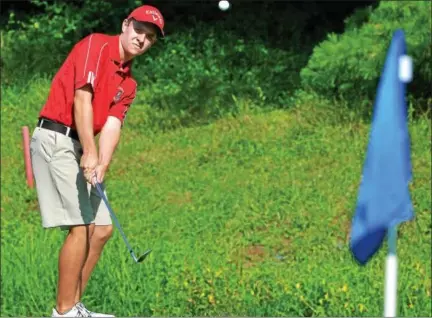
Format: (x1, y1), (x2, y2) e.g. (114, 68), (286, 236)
(128, 5), (165, 37)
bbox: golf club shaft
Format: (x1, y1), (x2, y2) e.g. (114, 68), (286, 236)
(94, 182), (138, 262)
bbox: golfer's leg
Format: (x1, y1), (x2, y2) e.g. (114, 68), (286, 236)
(75, 184), (113, 301)
(48, 134), (95, 313)
(57, 224), (94, 313)
(76, 225), (113, 300)
(31, 129), (95, 313)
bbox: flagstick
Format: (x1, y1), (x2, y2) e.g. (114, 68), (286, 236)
(384, 53), (412, 318)
(384, 226), (398, 317)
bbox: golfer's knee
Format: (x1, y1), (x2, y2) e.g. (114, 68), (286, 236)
(69, 224), (95, 239)
(93, 225), (113, 243)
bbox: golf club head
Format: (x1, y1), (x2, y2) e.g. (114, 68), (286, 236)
(136, 249), (152, 263)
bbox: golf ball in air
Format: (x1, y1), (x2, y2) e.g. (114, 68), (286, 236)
(218, 0), (230, 11)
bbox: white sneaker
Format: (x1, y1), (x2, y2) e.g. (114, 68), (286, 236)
(76, 302), (115, 317)
(52, 304), (90, 317)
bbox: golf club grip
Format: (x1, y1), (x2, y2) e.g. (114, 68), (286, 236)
(94, 182), (135, 254)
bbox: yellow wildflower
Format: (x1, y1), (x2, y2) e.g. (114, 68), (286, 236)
(208, 294), (216, 305)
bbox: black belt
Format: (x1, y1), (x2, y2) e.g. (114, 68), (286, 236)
(37, 118), (80, 142)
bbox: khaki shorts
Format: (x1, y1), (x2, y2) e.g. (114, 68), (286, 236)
(30, 127), (112, 230)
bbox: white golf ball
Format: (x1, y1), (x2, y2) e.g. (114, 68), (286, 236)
(218, 0), (230, 11)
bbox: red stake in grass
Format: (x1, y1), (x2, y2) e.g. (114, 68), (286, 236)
(22, 126), (34, 188)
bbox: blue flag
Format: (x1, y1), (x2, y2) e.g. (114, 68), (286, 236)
(349, 29), (414, 265)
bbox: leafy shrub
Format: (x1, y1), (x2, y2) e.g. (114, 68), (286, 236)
(1, 0), (142, 84)
(131, 22), (308, 126)
(300, 1), (431, 105)
(1, 0), (310, 126)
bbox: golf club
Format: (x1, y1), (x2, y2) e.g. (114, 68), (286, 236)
(94, 180), (152, 263)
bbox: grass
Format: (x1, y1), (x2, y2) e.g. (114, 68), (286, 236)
(1, 78), (431, 316)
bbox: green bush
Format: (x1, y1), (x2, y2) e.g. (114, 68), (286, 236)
(2, 18), (306, 126)
(300, 1), (431, 105)
(1, 0), (309, 126)
(130, 22), (307, 127)
(1, 0), (143, 84)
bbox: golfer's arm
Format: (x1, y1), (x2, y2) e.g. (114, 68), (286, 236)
(98, 116), (122, 167)
(74, 85), (97, 154)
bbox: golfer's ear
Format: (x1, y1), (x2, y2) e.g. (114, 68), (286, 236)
(122, 19), (130, 33)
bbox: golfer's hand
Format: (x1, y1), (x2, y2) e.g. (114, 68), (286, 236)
(80, 151), (98, 184)
(93, 164), (108, 185)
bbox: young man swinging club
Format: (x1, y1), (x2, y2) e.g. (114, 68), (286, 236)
(30, 5), (165, 317)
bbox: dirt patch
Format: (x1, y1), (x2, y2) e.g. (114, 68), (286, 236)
(280, 237), (291, 248)
(246, 244), (265, 258)
(330, 211), (351, 243)
(167, 191), (192, 206)
(242, 244), (266, 268)
(28, 199), (39, 212)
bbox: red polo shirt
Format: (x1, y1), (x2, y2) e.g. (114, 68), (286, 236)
(39, 33), (137, 135)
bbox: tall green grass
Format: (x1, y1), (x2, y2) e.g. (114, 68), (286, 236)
(1, 79), (431, 316)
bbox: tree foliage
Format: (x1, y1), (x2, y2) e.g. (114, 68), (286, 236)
(1, 0), (429, 122)
(300, 1), (431, 105)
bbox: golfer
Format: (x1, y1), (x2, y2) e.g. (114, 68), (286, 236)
(30, 5), (165, 317)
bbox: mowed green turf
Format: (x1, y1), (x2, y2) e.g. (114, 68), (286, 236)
(1, 80), (431, 316)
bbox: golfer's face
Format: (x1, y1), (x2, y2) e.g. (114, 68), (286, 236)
(122, 19), (157, 57)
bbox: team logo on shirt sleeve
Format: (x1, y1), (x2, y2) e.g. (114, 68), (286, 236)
(113, 87), (124, 103)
